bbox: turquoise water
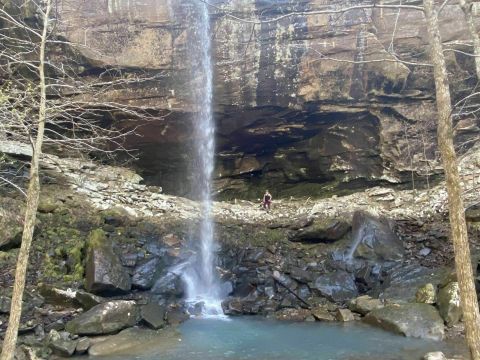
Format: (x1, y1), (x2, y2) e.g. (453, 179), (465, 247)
(96, 317), (467, 360)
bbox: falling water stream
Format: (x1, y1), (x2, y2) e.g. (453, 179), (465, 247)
(174, 0), (225, 316)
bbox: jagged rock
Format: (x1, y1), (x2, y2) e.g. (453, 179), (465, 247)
(75, 290), (105, 311)
(288, 218), (350, 243)
(151, 272), (184, 298)
(364, 303), (444, 340)
(221, 296), (266, 316)
(75, 337), (91, 354)
(416, 283), (437, 304)
(39, 285), (78, 308)
(50, 337), (78, 357)
(273, 271), (297, 290)
(312, 270), (358, 302)
(275, 308), (312, 321)
(66, 300), (139, 335)
(437, 282), (462, 326)
(288, 267), (313, 284)
(165, 307), (189, 326)
(336, 308), (355, 322)
(47, 329), (78, 357)
(141, 302), (166, 329)
(382, 265), (449, 303)
(349, 210), (404, 261)
(132, 257), (163, 290)
(85, 229), (131, 294)
(222, 298), (243, 316)
(348, 295), (383, 315)
(311, 306), (335, 321)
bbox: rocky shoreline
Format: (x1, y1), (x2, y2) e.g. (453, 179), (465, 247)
(1, 150), (480, 359)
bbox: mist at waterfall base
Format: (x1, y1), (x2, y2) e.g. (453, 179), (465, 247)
(169, 0), (227, 316)
(90, 318), (466, 360)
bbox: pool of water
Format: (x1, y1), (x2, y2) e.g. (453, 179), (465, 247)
(95, 317), (467, 360)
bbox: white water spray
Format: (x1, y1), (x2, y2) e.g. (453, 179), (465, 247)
(176, 0), (226, 317)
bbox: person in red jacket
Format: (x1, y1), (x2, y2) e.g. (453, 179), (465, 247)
(262, 190), (272, 211)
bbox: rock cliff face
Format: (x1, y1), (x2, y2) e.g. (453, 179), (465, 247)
(56, 0), (480, 198)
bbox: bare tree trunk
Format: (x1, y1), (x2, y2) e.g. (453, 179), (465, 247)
(458, 0), (480, 80)
(0, 1), (51, 359)
(424, 1), (480, 359)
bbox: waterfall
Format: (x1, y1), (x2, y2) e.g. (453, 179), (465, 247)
(344, 223), (365, 262)
(173, 0), (225, 317)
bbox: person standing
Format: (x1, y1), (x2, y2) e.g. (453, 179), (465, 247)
(262, 190), (272, 211)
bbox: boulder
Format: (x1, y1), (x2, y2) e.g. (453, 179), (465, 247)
(437, 282), (462, 326)
(222, 298), (243, 316)
(0, 220), (22, 251)
(336, 308), (355, 322)
(348, 295), (383, 315)
(311, 306), (335, 321)
(47, 330), (78, 357)
(381, 265), (449, 303)
(75, 290), (105, 311)
(312, 270), (358, 302)
(465, 206), (480, 222)
(364, 303), (444, 340)
(0, 296), (11, 314)
(141, 302), (166, 329)
(349, 210), (404, 261)
(88, 327), (180, 357)
(39, 285), (78, 308)
(132, 257), (163, 290)
(221, 296), (266, 316)
(38, 197), (59, 213)
(75, 337), (91, 354)
(151, 272), (184, 298)
(289, 218), (350, 243)
(165, 307), (189, 326)
(66, 300), (139, 335)
(85, 229), (131, 294)
(50, 338), (78, 357)
(416, 283), (437, 304)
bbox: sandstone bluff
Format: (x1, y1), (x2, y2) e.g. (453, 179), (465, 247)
(55, 0), (479, 197)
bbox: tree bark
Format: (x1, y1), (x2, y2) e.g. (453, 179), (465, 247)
(458, 0), (480, 80)
(0, 1), (51, 359)
(423, 1), (480, 359)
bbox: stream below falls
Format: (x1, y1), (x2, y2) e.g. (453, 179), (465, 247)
(91, 317), (468, 360)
